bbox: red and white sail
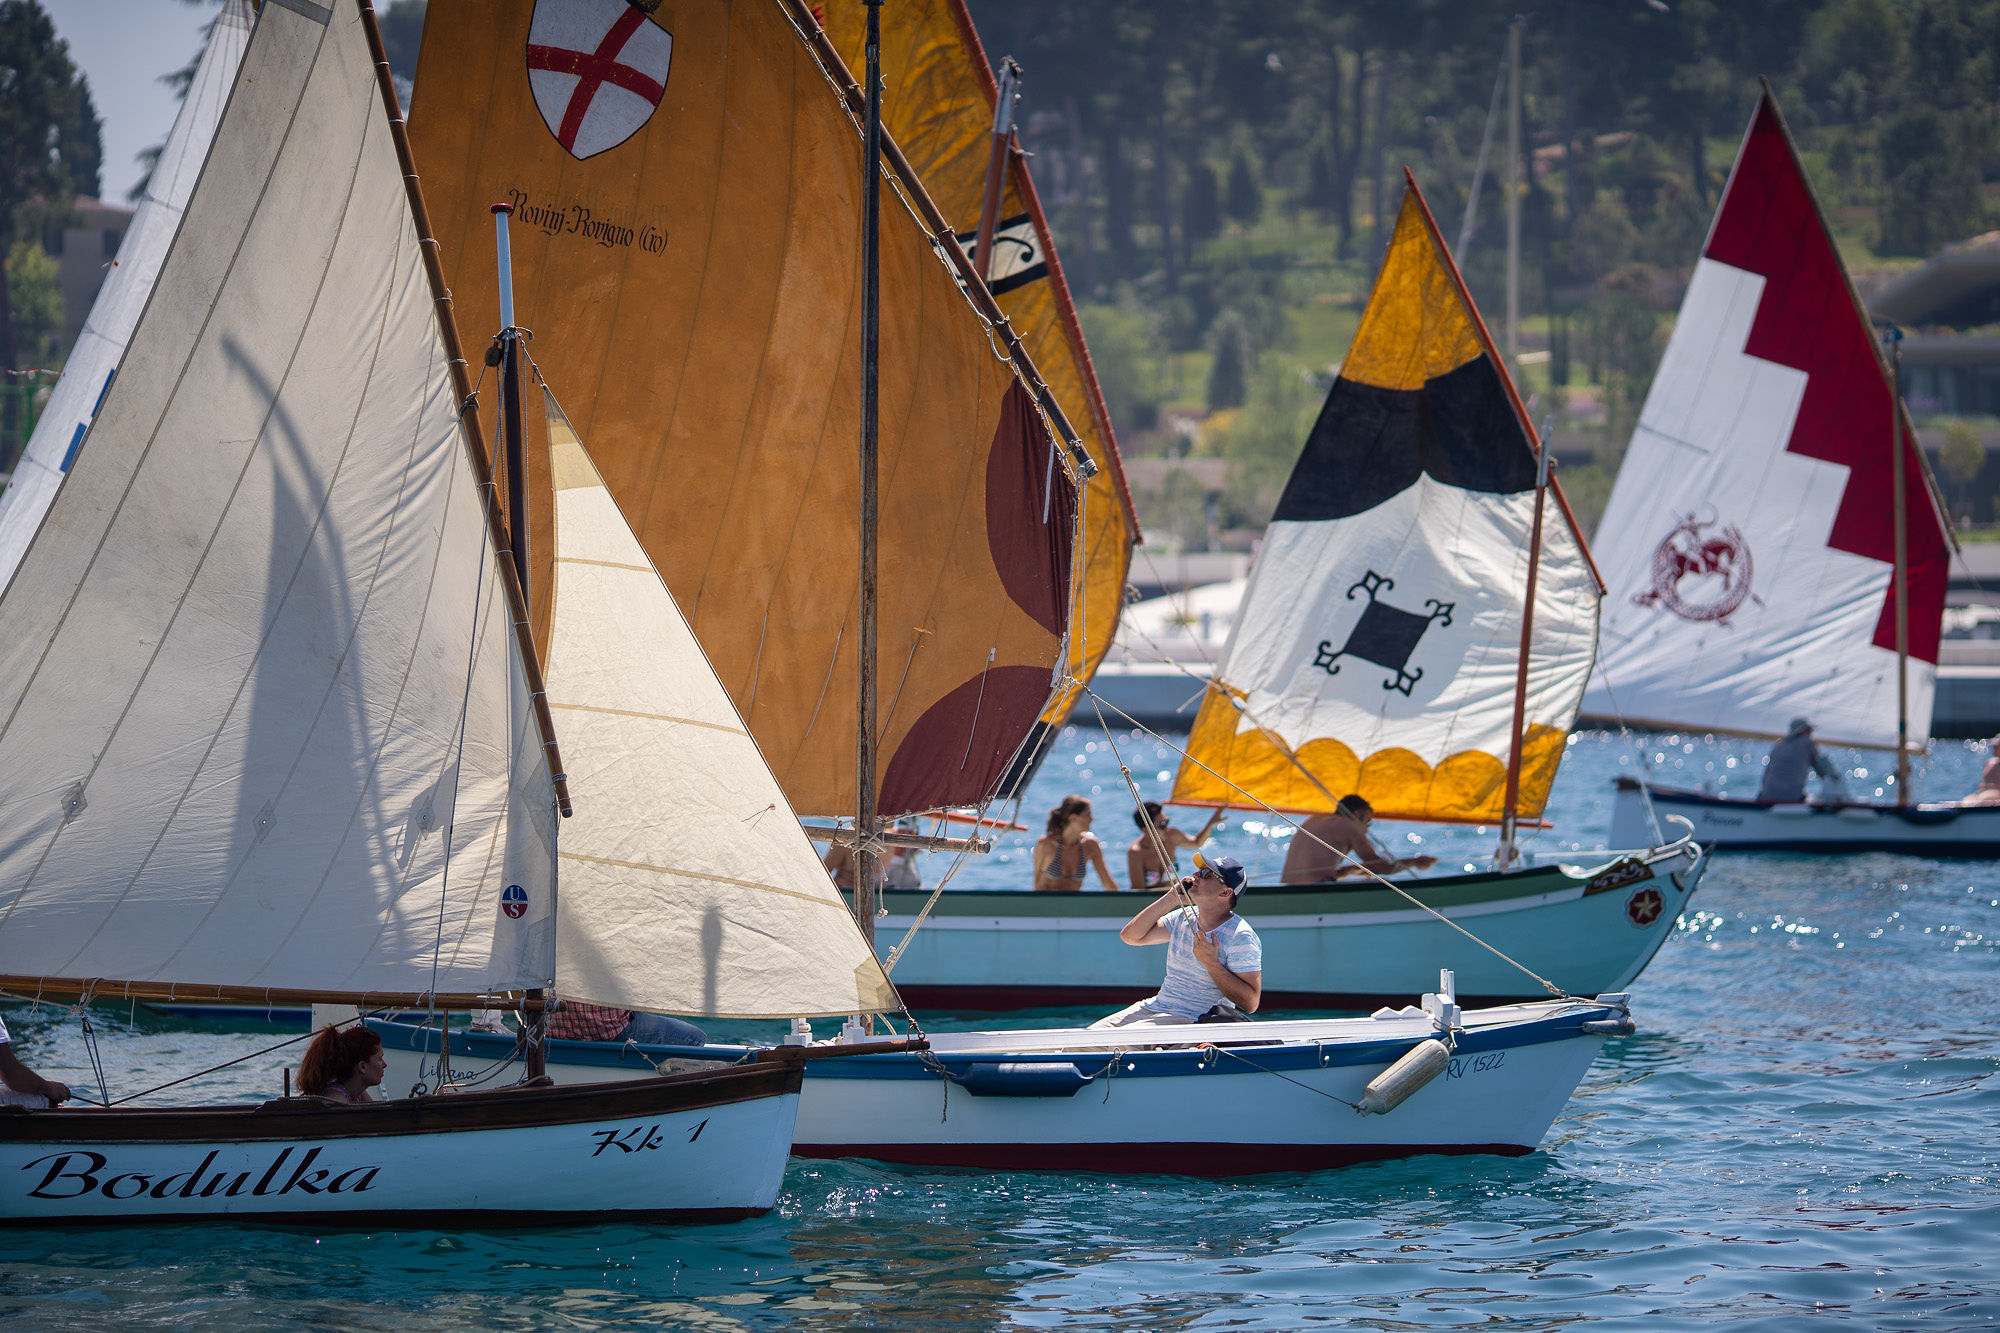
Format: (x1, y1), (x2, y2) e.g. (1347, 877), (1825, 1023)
(1582, 90), (1951, 751)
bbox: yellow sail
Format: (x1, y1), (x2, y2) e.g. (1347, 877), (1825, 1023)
(819, 0), (1138, 770)
(410, 0), (1078, 818)
(1172, 182), (1600, 824)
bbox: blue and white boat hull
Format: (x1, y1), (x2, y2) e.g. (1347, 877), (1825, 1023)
(372, 992), (1632, 1176)
(1609, 778), (2000, 855)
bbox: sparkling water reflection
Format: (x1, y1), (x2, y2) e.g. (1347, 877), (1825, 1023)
(3, 729), (1997, 1328)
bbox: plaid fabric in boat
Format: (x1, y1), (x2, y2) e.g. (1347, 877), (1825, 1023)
(546, 1002), (630, 1042)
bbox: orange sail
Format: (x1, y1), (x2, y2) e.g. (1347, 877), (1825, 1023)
(818, 0), (1138, 769)
(410, 0), (1078, 818)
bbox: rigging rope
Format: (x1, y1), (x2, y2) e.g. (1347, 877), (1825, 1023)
(1077, 681), (1572, 998)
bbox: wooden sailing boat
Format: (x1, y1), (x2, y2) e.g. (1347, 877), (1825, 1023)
(376, 14), (1648, 1173)
(859, 177), (1709, 1011)
(0, 0), (253, 591)
(1580, 90), (1988, 855)
(406, 0), (1084, 830)
(0, 0), (897, 1225)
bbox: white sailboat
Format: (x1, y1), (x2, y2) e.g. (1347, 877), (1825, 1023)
(375, 105), (1652, 1170)
(0, 0), (253, 592)
(0, 0), (896, 1225)
(1582, 90), (1989, 855)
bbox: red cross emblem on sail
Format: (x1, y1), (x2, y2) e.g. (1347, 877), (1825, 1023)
(526, 0), (673, 161)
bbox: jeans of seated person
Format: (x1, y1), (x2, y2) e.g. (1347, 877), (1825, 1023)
(618, 1011), (707, 1046)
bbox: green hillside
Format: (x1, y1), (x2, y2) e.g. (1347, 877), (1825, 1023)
(967, 0), (2000, 542)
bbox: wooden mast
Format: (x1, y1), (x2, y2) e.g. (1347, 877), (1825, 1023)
(1500, 419), (1552, 868)
(971, 57), (1021, 282)
(1889, 324), (1911, 804)
(853, 0), (885, 947)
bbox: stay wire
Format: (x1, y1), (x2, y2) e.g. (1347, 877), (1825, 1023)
(1077, 679), (1571, 998)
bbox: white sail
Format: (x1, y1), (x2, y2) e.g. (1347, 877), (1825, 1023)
(1173, 186), (1599, 824)
(542, 393), (896, 1018)
(1581, 93), (1950, 751)
(0, 0), (253, 594)
(0, 0), (557, 999)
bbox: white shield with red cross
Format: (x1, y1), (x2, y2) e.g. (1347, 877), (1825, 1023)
(526, 0), (672, 161)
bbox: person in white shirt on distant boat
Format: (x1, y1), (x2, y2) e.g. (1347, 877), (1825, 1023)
(1093, 853), (1261, 1027)
(1758, 717), (1848, 803)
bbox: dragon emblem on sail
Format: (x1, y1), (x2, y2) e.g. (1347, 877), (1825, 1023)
(1635, 513), (1757, 624)
(526, 0), (672, 160)
(1312, 570), (1454, 696)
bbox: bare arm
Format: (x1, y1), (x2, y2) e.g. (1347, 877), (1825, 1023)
(1117, 887), (1186, 945)
(1188, 808), (1225, 848)
(1086, 837), (1121, 893)
(0, 1045), (70, 1105)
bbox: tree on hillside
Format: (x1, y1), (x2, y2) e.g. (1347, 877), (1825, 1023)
(0, 0), (101, 371)
(1877, 106), (1989, 255)
(1183, 160), (1222, 249)
(1939, 418), (1987, 520)
(4, 241), (61, 367)
(1206, 311), (1250, 412)
(1225, 147), (1262, 228)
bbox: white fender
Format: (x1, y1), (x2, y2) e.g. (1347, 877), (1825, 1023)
(1356, 1038), (1452, 1116)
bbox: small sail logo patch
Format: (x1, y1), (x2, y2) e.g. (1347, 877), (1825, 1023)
(526, 0), (672, 161)
(1312, 571), (1454, 696)
(1636, 514), (1758, 624)
(951, 214), (1049, 296)
(501, 885), (530, 920)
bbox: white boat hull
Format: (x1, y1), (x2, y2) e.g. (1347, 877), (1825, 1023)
(0, 1066), (799, 1225)
(862, 840), (1705, 1010)
(373, 998), (1630, 1176)
(1609, 779), (2000, 855)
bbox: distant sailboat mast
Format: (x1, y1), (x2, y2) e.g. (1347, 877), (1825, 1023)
(1500, 424), (1553, 868)
(855, 0), (885, 944)
(1889, 325), (1910, 803)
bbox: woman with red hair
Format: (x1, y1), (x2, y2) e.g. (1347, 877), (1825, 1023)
(297, 1024), (386, 1103)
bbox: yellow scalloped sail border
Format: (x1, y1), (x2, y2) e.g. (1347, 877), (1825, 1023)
(1172, 686), (1567, 824)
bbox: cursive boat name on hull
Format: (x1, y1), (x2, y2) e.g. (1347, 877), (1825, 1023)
(22, 1147), (380, 1203)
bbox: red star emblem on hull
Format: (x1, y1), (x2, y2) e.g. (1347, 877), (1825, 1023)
(1626, 887), (1665, 928)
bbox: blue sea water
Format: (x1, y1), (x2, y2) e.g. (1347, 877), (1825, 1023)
(3, 728), (1998, 1330)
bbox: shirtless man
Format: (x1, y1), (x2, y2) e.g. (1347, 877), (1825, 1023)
(1280, 794), (1437, 884)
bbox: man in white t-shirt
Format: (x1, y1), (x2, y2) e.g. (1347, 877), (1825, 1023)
(0, 1014), (72, 1108)
(1091, 852), (1262, 1027)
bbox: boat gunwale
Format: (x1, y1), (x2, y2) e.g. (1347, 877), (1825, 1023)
(849, 841), (1697, 917)
(0, 1062), (800, 1143)
(371, 1001), (1622, 1079)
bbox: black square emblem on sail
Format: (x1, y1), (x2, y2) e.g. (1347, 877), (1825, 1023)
(1313, 571), (1453, 695)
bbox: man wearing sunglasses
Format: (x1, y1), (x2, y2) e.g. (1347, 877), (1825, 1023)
(1091, 851), (1261, 1027)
